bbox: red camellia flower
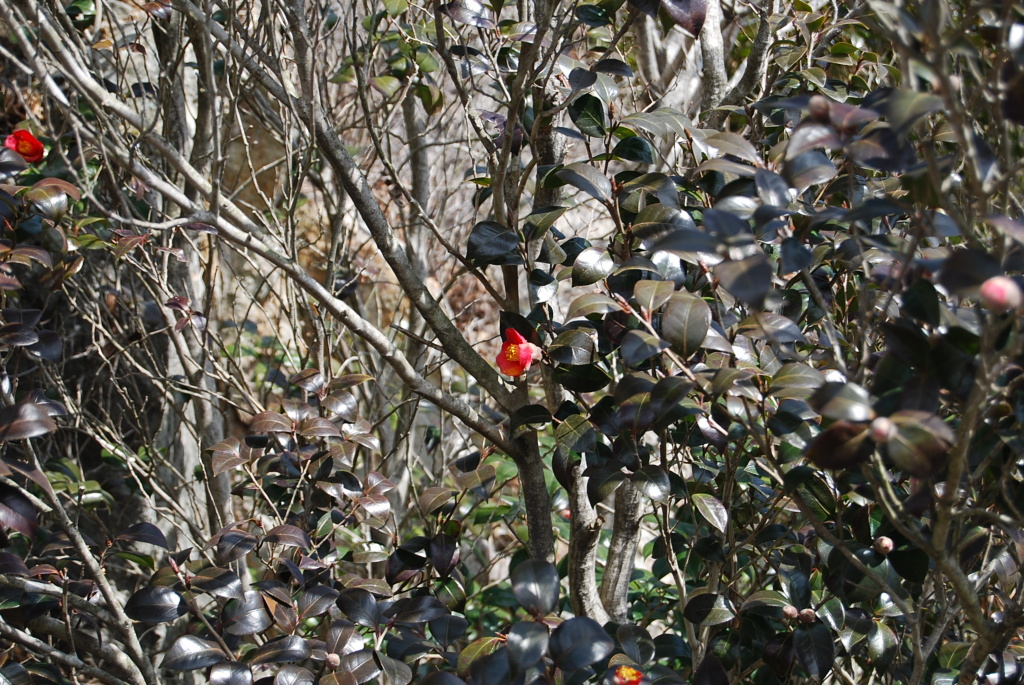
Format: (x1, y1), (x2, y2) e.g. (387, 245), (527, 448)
(611, 665), (645, 685)
(496, 328), (541, 378)
(4, 130), (45, 163)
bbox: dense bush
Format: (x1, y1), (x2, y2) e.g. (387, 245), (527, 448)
(1, 0), (1024, 684)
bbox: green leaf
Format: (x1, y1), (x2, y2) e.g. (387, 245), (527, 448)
(382, 0), (407, 16)
(465, 221), (521, 266)
(557, 163), (612, 203)
(548, 329), (596, 365)
(619, 330), (669, 366)
(633, 279), (675, 312)
(612, 136), (655, 163)
(793, 623), (834, 680)
(556, 415), (597, 453)
(867, 622), (897, 671)
(567, 93), (608, 137)
(571, 247), (615, 285)
(714, 253), (772, 308)
(692, 493), (728, 533)
(683, 592), (734, 626)
(553, 364), (611, 392)
(809, 382), (873, 422)
(631, 465), (670, 502)
(567, 293), (619, 319)
(661, 292), (711, 358)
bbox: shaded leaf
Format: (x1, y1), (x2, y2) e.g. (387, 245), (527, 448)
(163, 635), (225, 671)
(557, 163), (612, 203)
(549, 616), (614, 670)
(251, 636), (311, 665)
(714, 254), (772, 308)
(511, 559), (560, 615)
(125, 586), (187, 624)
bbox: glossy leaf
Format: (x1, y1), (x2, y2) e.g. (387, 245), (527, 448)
(620, 330), (669, 366)
(662, 292), (711, 357)
(466, 221), (520, 266)
(631, 465), (670, 502)
(568, 94), (609, 137)
(511, 559), (560, 615)
(549, 616), (615, 670)
(223, 591), (272, 635)
(714, 254), (772, 308)
(163, 635), (225, 671)
(793, 623), (834, 679)
(191, 567), (243, 599)
(125, 586), (187, 623)
(558, 163), (612, 203)
(683, 592), (734, 626)
(210, 663), (252, 685)
(251, 636), (311, 665)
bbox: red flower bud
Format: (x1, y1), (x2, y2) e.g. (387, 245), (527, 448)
(873, 536), (894, 555)
(497, 328), (540, 377)
(979, 276), (1023, 313)
(4, 130), (45, 163)
(869, 417), (897, 444)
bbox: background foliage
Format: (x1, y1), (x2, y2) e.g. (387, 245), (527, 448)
(1, 0), (1024, 684)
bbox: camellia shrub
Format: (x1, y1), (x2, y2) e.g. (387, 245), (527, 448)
(0, 0), (1024, 684)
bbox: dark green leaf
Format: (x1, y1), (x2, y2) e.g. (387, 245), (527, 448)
(466, 221), (520, 266)
(163, 636), (225, 671)
(338, 649), (382, 684)
(572, 247), (615, 285)
(714, 254), (772, 308)
(251, 636), (310, 665)
(566, 293), (619, 319)
(223, 591), (272, 635)
(510, 405), (553, 439)
(210, 662), (252, 685)
(125, 586), (187, 624)
(612, 137), (655, 164)
(511, 559), (560, 615)
(549, 616), (614, 670)
(506, 620), (549, 671)
(809, 382), (873, 422)
(553, 364), (612, 392)
(633, 279), (675, 312)
(528, 269), (558, 303)
(116, 521), (168, 549)
(568, 94), (608, 137)
(683, 592), (734, 626)
(693, 654), (729, 685)
(662, 292), (711, 357)
(620, 330), (669, 366)
(0, 403), (56, 442)
(692, 493), (728, 533)
(557, 163), (612, 203)
(793, 623), (834, 679)
(631, 465), (670, 502)
(191, 567), (243, 599)
(457, 637), (504, 677)
(548, 329), (596, 365)
(556, 414), (597, 453)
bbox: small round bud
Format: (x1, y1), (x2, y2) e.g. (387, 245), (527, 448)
(980, 276), (1023, 313)
(782, 604), (800, 620)
(808, 95), (831, 123)
(325, 653), (341, 669)
(869, 417), (897, 444)
(873, 536), (894, 555)
(798, 608), (817, 624)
